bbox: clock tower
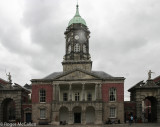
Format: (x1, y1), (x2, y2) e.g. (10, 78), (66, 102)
(62, 4), (92, 72)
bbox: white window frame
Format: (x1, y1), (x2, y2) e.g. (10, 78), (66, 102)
(110, 107), (116, 118)
(63, 92), (68, 101)
(39, 89), (46, 103)
(109, 87), (116, 102)
(83, 44), (87, 53)
(74, 92), (80, 101)
(74, 43), (80, 52)
(40, 109), (46, 119)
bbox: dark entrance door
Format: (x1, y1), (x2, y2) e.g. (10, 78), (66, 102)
(74, 113), (81, 123)
(2, 98), (15, 122)
(26, 113), (32, 123)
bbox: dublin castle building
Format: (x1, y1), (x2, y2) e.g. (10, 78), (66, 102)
(31, 4), (125, 125)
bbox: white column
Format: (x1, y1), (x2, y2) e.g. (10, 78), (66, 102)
(59, 84), (61, 101)
(53, 83), (56, 101)
(82, 83), (85, 101)
(99, 84), (102, 100)
(57, 84), (60, 101)
(95, 84), (98, 100)
(69, 83), (72, 101)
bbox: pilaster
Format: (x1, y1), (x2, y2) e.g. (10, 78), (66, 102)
(157, 98), (160, 123)
(81, 110), (86, 124)
(69, 84), (72, 101)
(136, 100), (142, 120)
(68, 111), (73, 124)
(82, 84), (85, 101)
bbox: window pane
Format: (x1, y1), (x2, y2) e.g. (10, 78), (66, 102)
(87, 93), (92, 101)
(110, 107), (116, 118)
(74, 43), (80, 52)
(63, 93), (68, 101)
(109, 88), (116, 101)
(40, 109), (46, 119)
(75, 92), (80, 101)
(40, 89), (46, 102)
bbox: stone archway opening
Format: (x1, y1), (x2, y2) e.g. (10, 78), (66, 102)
(1, 98), (16, 122)
(143, 96), (157, 122)
(86, 106), (95, 124)
(59, 106), (69, 124)
(73, 106), (82, 124)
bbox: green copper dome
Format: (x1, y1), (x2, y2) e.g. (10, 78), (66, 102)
(68, 5), (86, 26)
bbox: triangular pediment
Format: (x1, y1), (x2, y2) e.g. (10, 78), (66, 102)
(55, 69), (101, 80)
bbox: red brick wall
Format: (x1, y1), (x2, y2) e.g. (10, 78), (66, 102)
(0, 79), (8, 85)
(154, 76), (160, 83)
(32, 84), (53, 103)
(22, 104), (32, 109)
(102, 83), (124, 102)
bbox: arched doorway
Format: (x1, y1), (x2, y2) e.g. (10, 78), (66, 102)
(1, 98), (16, 122)
(86, 106), (95, 124)
(143, 96), (157, 122)
(73, 106), (81, 123)
(59, 106), (69, 123)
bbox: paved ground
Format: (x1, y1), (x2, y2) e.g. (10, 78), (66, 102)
(38, 123), (160, 127)
(2, 123), (160, 127)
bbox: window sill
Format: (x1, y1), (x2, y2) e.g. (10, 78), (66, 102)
(39, 102), (46, 104)
(109, 101), (116, 102)
(40, 118), (47, 120)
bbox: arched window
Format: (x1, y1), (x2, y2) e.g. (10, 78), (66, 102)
(109, 88), (116, 101)
(83, 44), (87, 53)
(74, 43), (80, 52)
(68, 44), (71, 54)
(40, 89), (46, 102)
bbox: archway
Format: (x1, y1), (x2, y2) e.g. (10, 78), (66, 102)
(86, 106), (95, 124)
(1, 98), (16, 122)
(59, 106), (69, 123)
(73, 106), (81, 123)
(143, 96), (157, 122)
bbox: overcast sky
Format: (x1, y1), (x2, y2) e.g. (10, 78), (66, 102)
(0, 0), (160, 100)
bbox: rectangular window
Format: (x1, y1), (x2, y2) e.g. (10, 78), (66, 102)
(75, 92), (80, 101)
(40, 109), (46, 119)
(87, 93), (92, 101)
(40, 89), (46, 102)
(109, 88), (116, 102)
(110, 107), (116, 118)
(63, 93), (68, 101)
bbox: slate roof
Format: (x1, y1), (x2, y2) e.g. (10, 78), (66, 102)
(43, 70), (113, 80)
(43, 72), (63, 79)
(92, 71), (113, 79)
(128, 79), (160, 92)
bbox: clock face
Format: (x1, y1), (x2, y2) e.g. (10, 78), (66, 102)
(74, 35), (79, 40)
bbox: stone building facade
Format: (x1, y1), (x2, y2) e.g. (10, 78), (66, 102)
(128, 75), (160, 123)
(31, 4), (125, 125)
(0, 78), (32, 123)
